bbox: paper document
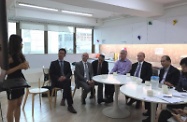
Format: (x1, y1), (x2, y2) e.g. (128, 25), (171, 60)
(172, 92), (187, 98)
(156, 94), (184, 103)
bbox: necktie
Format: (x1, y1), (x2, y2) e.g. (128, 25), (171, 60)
(97, 63), (101, 75)
(84, 63), (90, 80)
(60, 61), (64, 75)
(134, 62), (141, 77)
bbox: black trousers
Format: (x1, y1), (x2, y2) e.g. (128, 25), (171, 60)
(158, 110), (172, 122)
(144, 102), (186, 117)
(105, 84), (114, 100)
(55, 79), (73, 106)
(97, 83), (114, 100)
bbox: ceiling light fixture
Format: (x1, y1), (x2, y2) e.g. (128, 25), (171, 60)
(18, 3), (58, 12)
(61, 10), (92, 17)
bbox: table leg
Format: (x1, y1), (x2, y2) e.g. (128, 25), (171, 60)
(151, 103), (157, 122)
(102, 85), (130, 119)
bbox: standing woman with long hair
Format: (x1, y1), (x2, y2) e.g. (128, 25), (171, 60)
(6, 34), (29, 122)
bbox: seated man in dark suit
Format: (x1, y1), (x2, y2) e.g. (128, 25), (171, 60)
(92, 54), (110, 104)
(49, 48), (77, 113)
(126, 52), (152, 109)
(75, 53), (94, 105)
(143, 55), (180, 122)
(158, 57), (187, 122)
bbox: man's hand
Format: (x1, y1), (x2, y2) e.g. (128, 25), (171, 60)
(164, 81), (173, 87)
(171, 113), (183, 122)
(88, 80), (94, 86)
(58, 76), (66, 82)
(173, 109), (186, 116)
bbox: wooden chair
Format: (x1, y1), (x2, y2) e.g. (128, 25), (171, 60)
(51, 76), (75, 107)
(22, 78), (51, 116)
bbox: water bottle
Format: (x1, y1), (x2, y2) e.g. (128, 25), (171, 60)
(151, 76), (159, 89)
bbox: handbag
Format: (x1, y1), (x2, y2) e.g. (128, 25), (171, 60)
(1, 78), (30, 91)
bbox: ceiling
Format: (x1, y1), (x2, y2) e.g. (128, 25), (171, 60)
(5, 0), (187, 26)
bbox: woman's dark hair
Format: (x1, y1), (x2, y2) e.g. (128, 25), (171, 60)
(8, 34), (25, 62)
(59, 48), (67, 54)
(180, 57), (187, 66)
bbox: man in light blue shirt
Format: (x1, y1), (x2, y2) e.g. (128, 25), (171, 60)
(106, 50), (132, 103)
(111, 50), (132, 74)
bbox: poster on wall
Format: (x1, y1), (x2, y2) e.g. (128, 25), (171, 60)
(155, 48), (164, 55)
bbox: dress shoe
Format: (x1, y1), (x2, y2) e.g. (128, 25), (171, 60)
(67, 106), (77, 113)
(105, 98), (114, 103)
(89, 95), (94, 99)
(97, 99), (106, 104)
(60, 99), (65, 106)
(82, 99), (86, 105)
(126, 99), (134, 106)
(142, 117), (150, 122)
(142, 112), (150, 116)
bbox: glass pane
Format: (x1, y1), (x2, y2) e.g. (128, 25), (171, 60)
(22, 29), (44, 54)
(76, 28), (92, 53)
(8, 22), (16, 38)
(48, 31), (74, 54)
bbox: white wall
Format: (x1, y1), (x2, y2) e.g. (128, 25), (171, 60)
(24, 54), (82, 68)
(94, 4), (187, 44)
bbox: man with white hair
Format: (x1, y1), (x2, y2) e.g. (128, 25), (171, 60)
(75, 53), (94, 105)
(109, 49), (132, 103)
(126, 52), (152, 109)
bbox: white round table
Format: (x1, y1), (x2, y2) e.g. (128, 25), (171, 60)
(120, 82), (187, 122)
(92, 74), (141, 119)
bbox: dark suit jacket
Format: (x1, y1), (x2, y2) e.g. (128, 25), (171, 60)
(49, 60), (72, 87)
(159, 65), (180, 86)
(74, 61), (93, 87)
(92, 60), (109, 76)
(130, 61), (152, 83)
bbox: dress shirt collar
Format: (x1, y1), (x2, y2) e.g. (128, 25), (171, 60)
(82, 61), (88, 64)
(138, 61), (144, 65)
(120, 58), (127, 62)
(163, 65), (170, 71)
(58, 59), (64, 62)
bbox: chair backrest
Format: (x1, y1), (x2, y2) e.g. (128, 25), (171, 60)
(152, 66), (160, 76)
(42, 66), (50, 86)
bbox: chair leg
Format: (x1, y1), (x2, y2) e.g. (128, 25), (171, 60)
(47, 91), (51, 109)
(72, 87), (77, 98)
(32, 94), (35, 116)
(39, 93), (41, 108)
(22, 88), (29, 109)
(54, 89), (57, 107)
(51, 88), (54, 99)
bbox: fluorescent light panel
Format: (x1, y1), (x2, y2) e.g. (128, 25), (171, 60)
(18, 3), (58, 12)
(62, 10), (92, 17)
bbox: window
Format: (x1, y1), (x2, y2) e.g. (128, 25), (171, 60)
(76, 28), (92, 53)
(22, 29), (44, 54)
(48, 31), (74, 54)
(8, 22), (16, 38)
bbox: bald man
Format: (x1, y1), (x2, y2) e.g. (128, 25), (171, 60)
(75, 53), (94, 105)
(126, 52), (152, 109)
